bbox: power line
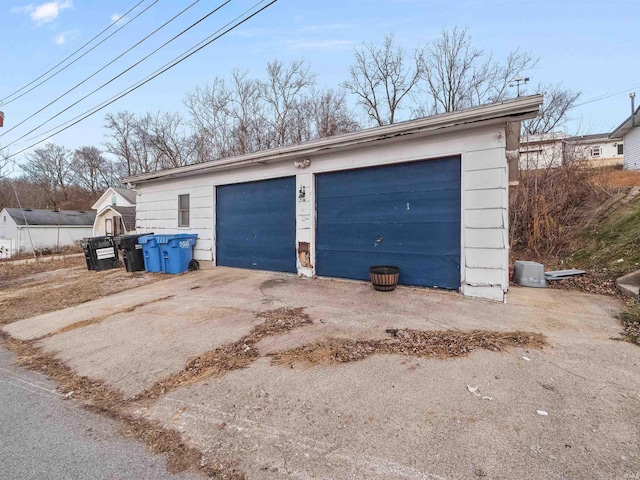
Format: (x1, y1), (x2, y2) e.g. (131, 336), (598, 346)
(0, 0), (158, 107)
(572, 82), (640, 108)
(1, 0), (201, 138)
(6, 0), (279, 161)
(3, 0), (233, 150)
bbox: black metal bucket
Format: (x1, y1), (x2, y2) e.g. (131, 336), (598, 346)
(369, 265), (400, 291)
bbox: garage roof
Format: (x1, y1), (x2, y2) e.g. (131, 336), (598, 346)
(4, 208), (96, 226)
(124, 95), (543, 185)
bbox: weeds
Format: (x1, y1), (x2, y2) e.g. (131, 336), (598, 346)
(617, 303), (640, 346)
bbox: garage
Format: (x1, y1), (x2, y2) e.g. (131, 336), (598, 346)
(316, 157), (461, 289)
(216, 177), (296, 273)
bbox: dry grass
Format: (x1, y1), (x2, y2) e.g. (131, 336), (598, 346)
(133, 307), (313, 401)
(509, 162), (625, 264)
(49, 295), (174, 337)
(0, 260), (164, 326)
(593, 168), (640, 188)
(1, 331), (246, 479)
(617, 303), (640, 346)
(270, 329), (547, 367)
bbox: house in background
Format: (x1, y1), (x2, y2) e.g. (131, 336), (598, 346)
(520, 131), (623, 169)
(92, 187), (137, 237)
(610, 100), (640, 171)
(0, 208), (95, 258)
(125, 95), (543, 302)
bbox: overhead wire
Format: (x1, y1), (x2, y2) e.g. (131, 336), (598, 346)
(4, 0), (279, 160)
(2, 0), (233, 149)
(0, 0), (144, 104)
(0, 0), (158, 107)
(1, 0), (201, 138)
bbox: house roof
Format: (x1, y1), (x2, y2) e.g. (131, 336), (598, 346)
(3, 208), (96, 226)
(124, 95), (544, 185)
(610, 105), (640, 138)
(112, 187), (137, 205)
(565, 133), (620, 142)
(110, 205), (136, 231)
(91, 186), (137, 210)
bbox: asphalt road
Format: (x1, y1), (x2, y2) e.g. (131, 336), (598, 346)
(0, 345), (198, 480)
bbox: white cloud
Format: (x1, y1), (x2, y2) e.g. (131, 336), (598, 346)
(52, 29), (77, 45)
(111, 13), (128, 23)
(11, 1), (73, 26)
(53, 32), (66, 44)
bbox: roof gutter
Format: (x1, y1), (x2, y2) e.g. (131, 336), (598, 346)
(125, 95), (543, 185)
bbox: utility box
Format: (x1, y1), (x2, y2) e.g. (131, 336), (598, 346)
(514, 260), (547, 288)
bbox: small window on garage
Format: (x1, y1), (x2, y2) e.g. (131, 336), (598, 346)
(178, 194), (190, 227)
(590, 146), (601, 157)
(618, 143), (624, 155)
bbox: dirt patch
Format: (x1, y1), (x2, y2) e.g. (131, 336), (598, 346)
(0, 331), (245, 479)
(0, 257), (164, 326)
(269, 328), (546, 367)
(133, 307), (313, 401)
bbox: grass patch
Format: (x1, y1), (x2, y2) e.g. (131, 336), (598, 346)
(617, 303), (640, 346)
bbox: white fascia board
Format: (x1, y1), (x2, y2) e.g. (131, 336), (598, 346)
(125, 95), (543, 185)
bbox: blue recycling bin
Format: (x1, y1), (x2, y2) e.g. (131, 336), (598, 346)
(138, 235), (162, 273)
(156, 234), (198, 274)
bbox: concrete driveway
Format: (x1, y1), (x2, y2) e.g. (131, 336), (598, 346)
(4, 265), (640, 479)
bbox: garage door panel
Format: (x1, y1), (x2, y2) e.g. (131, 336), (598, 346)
(316, 188), (460, 224)
(320, 250), (460, 288)
(316, 157), (461, 290)
(316, 222), (459, 255)
(317, 159), (459, 198)
(216, 177), (296, 273)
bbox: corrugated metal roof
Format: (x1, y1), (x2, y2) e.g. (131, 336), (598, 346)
(4, 208), (96, 226)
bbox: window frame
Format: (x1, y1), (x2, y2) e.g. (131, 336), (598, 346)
(590, 145), (601, 158)
(617, 143), (624, 155)
(178, 194), (190, 228)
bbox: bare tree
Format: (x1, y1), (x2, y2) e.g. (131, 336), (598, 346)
(521, 83), (581, 135)
(261, 59), (317, 145)
(0, 146), (12, 180)
(20, 143), (73, 209)
(311, 88), (360, 138)
(342, 34), (423, 126)
(422, 27), (537, 114)
(71, 146), (114, 198)
(103, 111), (147, 177)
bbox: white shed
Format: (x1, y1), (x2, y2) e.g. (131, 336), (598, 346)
(610, 104), (640, 171)
(125, 96), (543, 302)
(91, 187), (137, 236)
(0, 208), (96, 258)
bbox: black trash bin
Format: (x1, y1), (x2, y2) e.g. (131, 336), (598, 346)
(81, 240), (95, 270)
(88, 236), (120, 271)
(115, 234), (152, 273)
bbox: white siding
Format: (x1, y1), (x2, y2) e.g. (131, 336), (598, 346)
(624, 127), (640, 171)
(17, 226), (93, 254)
(0, 211), (19, 257)
(134, 124), (511, 301)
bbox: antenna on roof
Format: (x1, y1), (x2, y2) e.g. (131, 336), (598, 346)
(510, 76), (530, 97)
(631, 92), (636, 127)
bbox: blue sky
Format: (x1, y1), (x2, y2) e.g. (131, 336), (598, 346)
(1, 0), (639, 166)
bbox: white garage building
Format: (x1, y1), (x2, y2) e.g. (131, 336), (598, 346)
(124, 96), (543, 302)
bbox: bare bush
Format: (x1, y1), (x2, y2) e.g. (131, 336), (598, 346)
(509, 160), (617, 263)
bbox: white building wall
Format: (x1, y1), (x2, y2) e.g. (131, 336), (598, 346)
(624, 127), (640, 170)
(16, 226), (93, 253)
(134, 124), (511, 301)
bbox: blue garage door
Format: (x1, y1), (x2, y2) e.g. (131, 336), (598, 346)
(316, 157), (461, 289)
(216, 177), (296, 273)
